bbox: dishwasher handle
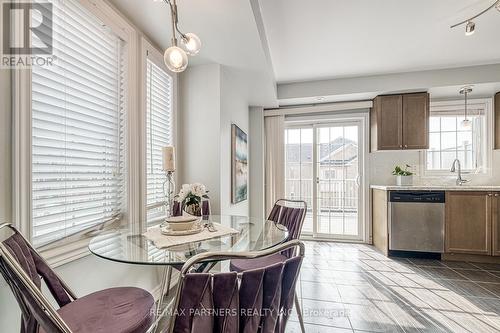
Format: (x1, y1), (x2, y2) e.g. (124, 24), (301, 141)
(389, 191), (445, 203)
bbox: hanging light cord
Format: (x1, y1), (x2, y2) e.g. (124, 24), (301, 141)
(451, 0), (500, 28)
(464, 90), (468, 121)
(163, 0), (188, 41)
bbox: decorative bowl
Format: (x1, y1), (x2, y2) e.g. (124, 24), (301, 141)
(164, 216), (199, 231)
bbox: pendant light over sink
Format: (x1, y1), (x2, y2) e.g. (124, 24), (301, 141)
(459, 86), (473, 129)
(161, 0), (201, 72)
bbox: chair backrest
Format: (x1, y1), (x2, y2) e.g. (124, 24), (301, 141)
(169, 240), (305, 333)
(268, 199), (307, 242)
(0, 223), (75, 333)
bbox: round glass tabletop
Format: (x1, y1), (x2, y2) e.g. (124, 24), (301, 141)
(88, 215), (288, 266)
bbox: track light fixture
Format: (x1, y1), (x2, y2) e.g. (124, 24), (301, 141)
(465, 21), (475, 36)
(161, 0), (201, 72)
(451, 0), (499, 36)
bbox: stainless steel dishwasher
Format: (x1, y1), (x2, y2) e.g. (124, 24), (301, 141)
(389, 191), (445, 253)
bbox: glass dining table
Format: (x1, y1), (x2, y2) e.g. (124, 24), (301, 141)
(88, 215), (288, 330)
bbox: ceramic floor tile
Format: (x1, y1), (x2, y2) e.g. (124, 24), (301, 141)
(285, 321), (353, 333)
(441, 260), (479, 270)
(471, 262), (500, 272)
(416, 267), (468, 280)
(456, 269), (500, 283)
(286, 241), (500, 333)
(477, 282), (500, 298)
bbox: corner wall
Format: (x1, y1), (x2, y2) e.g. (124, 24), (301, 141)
(178, 64), (222, 213)
(178, 64), (253, 217)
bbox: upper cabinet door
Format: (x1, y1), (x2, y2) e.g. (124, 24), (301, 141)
(402, 93), (429, 150)
(371, 95), (403, 151)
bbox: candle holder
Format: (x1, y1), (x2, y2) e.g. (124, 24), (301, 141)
(163, 171), (175, 218)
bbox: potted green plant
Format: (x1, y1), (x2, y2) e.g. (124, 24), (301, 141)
(392, 165), (413, 186)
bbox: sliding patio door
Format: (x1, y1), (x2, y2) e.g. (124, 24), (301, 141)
(285, 119), (365, 241)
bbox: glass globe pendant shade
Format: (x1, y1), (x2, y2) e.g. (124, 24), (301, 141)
(461, 118), (472, 129)
(164, 46), (188, 72)
(181, 33), (201, 55)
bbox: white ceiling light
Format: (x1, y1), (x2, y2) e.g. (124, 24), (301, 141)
(451, 0), (499, 36)
(162, 0), (201, 72)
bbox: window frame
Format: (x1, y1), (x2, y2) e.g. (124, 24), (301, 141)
(139, 37), (178, 232)
(420, 98), (493, 177)
(13, 0), (140, 266)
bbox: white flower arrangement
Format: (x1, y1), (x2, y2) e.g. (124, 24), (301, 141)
(176, 183), (209, 206)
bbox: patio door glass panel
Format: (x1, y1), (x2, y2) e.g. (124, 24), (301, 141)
(285, 120), (363, 240)
(284, 127), (314, 233)
(316, 124), (360, 238)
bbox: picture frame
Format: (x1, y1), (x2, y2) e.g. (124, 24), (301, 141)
(231, 124), (248, 204)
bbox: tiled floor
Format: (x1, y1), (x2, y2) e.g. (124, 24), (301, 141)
(286, 241), (500, 333)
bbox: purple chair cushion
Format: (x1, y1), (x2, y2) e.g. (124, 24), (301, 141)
(229, 253), (287, 273)
(38, 287), (155, 333)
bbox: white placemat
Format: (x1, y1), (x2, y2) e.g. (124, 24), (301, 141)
(144, 222), (240, 249)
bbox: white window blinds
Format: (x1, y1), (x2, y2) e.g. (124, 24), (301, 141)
(31, 0), (126, 247)
(146, 58), (173, 224)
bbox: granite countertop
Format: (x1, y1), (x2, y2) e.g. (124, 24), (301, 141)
(370, 185), (500, 191)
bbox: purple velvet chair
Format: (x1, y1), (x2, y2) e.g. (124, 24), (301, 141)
(230, 199), (307, 272)
(229, 199), (307, 332)
(0, 223), (155, 333)
(168, 240), (305, 333)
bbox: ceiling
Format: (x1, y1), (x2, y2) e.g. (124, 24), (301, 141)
(108, 0), (277, 106)
(258, 0), (500, 84)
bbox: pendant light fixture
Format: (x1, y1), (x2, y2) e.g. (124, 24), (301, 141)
(451, 0), (500, 36)
(459, 86), (473, 129)
(162, 0), (201, 72)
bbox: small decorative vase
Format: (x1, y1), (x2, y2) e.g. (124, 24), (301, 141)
(396, 175), (413, 186)
(183, 200), (202, 216)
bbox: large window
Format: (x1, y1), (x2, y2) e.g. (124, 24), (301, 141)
(146, 58), (173, 224)
(425, 100), (489, 173)
(31, 0), (126, 246)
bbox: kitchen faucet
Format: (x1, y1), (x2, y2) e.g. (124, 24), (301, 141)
(450, 159), (469, 186)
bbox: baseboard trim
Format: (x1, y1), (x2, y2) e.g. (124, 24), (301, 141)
(442, 253), (500, 264)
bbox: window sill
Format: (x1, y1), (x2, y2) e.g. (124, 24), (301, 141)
(39, 238), (92, 268)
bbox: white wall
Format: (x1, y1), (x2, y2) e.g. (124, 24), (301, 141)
(178, 64), (222, 213)
(278, 63), (500, 102)
(219, 67), (250, 216)
(249, 107), (265, 219)
(178, 64), (254, 217)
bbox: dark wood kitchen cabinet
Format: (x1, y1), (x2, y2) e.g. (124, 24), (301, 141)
(445, 191), (491, 255)
(370, 92), (429, 151)
(493, 192), (500, 256)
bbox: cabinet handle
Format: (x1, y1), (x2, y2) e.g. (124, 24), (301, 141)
(404, 145), (408, 148)
(495, 194), (499, 197)
(399, 145), (403, 148)
(488, 193), (493, 196)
